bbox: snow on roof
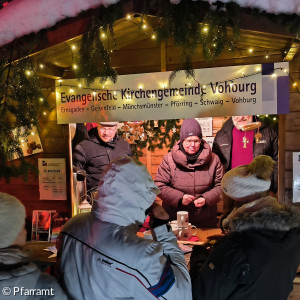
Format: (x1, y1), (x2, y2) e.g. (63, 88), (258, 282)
(0, 0), (299, 48)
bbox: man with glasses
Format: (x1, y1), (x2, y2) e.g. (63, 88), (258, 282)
(73, 122), (132, 193)
(155, 119), (223, 228)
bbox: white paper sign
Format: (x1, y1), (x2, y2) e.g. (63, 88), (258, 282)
(203, 136), (215, 150)
(195, 118), (213, 136)
(38, 158), (67, 200)
(293, 152), (300, 203)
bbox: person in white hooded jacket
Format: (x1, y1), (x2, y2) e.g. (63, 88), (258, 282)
(57, 156), (192, 300)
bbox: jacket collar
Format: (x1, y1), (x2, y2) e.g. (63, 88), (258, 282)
(223, 196), (300, 233)
(171, 140), (212, 169)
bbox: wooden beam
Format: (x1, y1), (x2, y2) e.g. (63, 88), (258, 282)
(284, 42), (300, 62)
(161, 41), (167, 72)
(33, 61), (64, 79)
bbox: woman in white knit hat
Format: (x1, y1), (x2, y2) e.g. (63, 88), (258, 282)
(190, 155), (300, 300)
(0, 192), (67, 299)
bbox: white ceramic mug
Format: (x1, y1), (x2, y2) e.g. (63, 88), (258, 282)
(177, 211), (189, 228)
(170, 220), (179, 237)
(177, 227), (190, 241)
(188, 223), (197, 237)
(177, 223), (197, 240)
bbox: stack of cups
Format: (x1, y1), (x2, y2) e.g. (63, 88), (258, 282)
(171, 211), (197, 241)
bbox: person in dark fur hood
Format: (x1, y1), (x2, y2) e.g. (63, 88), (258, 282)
(190, 155), (300, 300)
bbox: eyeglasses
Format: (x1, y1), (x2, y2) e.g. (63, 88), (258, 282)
(183, 139), (201, 146)
(99, 126), (117, 133)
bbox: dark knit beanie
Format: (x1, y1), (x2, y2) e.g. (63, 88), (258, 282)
(180, 119), (202, 143)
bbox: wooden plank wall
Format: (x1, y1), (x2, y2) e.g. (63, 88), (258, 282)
(284, 52), (300, 206)
(0, 86), (71, 220)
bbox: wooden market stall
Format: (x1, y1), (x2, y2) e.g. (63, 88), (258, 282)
(0, 0), (300, 223)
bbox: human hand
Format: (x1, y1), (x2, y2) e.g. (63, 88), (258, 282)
(149, 203), (169, 221)
(194, 197), (205, 208)
(182, 194), (196, 205)
(148, 203), (169, 229)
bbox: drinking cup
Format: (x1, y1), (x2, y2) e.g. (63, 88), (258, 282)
(177, 211), (189, 228)
(170, 220), (179, 236)
(188, 223), (197, 237)
(177, 227), (189, 241)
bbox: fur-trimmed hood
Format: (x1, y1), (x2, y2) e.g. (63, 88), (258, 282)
(223, 196), (300, 233)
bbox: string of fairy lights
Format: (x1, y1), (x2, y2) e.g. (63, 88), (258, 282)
(9, 14), (300, 128)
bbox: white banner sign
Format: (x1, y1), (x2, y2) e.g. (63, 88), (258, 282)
(38, 158), (67, 200)
(56, 62), (289, 124)
(293, 152), (300, 203)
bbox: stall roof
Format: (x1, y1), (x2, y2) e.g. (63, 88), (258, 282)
(0, 0), (298, 81)
(0, 0), (299, 49)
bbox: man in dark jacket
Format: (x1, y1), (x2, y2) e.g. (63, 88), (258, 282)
(212, 116), (278, 194)
(73, 121), (132, 192)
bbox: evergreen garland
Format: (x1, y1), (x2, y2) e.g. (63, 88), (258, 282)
(0, 49), (48, 181)
(75, 1), (126, 86)
(119, 119), (181, 159)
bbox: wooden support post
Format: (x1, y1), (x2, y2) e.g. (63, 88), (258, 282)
(278, 114), (286, 203)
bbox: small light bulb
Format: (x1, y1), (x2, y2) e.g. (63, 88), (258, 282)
(78, 83), (82, 88)
(31, 132), (35, 136)
(70, 88), (74, 93)
(203, 27), (208, 32)
(271, 73), (277, 78)
(188, 82), (191, 86)
(138, 85), (143, 89)
(213, 43), (216, 47)
(202, 85), (206, 89)
(26, 70), (31, 76)
(248, 48), (253, 53)
(126, 14), (131, 19)
(101, 33), (106, 38)
(283, 69), (287, 73)
(266, 114), (269, 117)
(39, 98), (44, 102)
(142, 24), (147, 29)
(113, 91), (117, 95)
(293, 82), (297, 87)
(43, 112), (47, 116)
(73, 64), (78, 70)
(256, 67), (261, 72)
(102, 85), (105, 89)
(93, 91), (97, 95)
(273, 117), (276, 120)
(151, 34), (156, 39)
(71, 45), (76, 50)
(265, 55), (269, 59)
(58, 79), (63, 83)
(39, 64), (44, 69)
